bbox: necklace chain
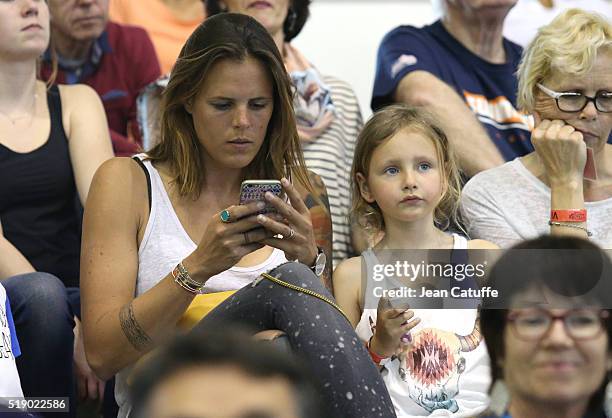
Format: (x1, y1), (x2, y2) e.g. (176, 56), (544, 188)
(0, 93), (38, 146)
(0, 93), (38, 126)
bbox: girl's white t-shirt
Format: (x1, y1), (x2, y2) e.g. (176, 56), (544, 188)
(355, 235), (491, 417)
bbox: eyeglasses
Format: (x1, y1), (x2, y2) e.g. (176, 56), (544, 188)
(537, 83), (612, 113)
(507, 309), (609, 341)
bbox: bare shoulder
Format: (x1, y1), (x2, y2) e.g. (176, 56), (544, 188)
(95, 156), (141, 176)
(306, 170), (329, 200)
(296, 169), (329, 210)
(57, 83), (101, 106)
(296, 169), (326, 195)
(87, 157), (149, 228)
(91, 157), (147, 202)
(333, 256), (363, 309)
(333, 256), (362, 283)
(467, 239), (499, 250)
(306, 169), (323, 184)
(56, 84), (106, 138)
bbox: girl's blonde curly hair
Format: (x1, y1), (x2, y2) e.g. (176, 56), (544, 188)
(351, 104), (463, 234)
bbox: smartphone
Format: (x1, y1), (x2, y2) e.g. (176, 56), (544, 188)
(239, 180), (283, 215)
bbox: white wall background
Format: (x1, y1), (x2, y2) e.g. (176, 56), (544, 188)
(292, 0), (611, 120)
(292, 0), (437, 120)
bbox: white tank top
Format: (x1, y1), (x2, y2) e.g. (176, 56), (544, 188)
(355, 234), (491, 417)
(116, 155), (288, 418)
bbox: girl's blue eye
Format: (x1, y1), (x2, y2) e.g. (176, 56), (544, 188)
(418, 163), (432, 172)
(384, 167), (399, 175)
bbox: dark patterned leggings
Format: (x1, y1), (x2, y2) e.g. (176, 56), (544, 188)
(192, 261), (397, 418)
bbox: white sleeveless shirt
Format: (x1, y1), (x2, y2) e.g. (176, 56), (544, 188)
(355, 234), (491, 417)
(116, 156), (288, 418)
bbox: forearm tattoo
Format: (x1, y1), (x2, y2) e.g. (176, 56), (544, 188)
(304, 171), (333, 292)
(119, 302), (152, 352)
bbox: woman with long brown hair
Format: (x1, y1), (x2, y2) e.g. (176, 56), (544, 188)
(81, 13), (396, 418)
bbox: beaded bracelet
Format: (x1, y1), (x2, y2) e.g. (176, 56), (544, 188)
(548, 221), (593, 237)
(172, 262), (204, 294)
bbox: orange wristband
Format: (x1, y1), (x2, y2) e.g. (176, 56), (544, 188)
(550, 209), (587, 223)
(367, 338), (388, 365)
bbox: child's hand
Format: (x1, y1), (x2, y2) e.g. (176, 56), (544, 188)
(370, 298), (420, 358)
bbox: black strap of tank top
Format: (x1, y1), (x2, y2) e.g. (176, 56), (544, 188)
(132, 157), (152, 213)
(47, 85), (69, 145)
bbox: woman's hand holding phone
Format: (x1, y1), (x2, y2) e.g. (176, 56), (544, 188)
(183, 201), (277, 283)
(255, 177), (318, 266)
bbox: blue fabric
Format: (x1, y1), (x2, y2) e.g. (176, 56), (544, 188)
(1, 273), (76, 418)
(5, 295), (20, 358)
(372, 20), (534, 161)
(43, 30), (112, 84)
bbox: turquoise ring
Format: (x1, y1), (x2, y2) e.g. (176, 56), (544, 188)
(220, 209), (232, 223)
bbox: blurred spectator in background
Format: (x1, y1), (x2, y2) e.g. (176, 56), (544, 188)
(504, 0), (611, 47)
(373, 0), (533, 178)
(130, 327), (333, 418)
(206, 0), (363, 264)
(41, 0), (161, 157)
(1, 0), (113, 413)
(110, 0), (206, 74)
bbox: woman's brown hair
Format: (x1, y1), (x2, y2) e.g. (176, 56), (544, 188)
(147, 13), (311, 199)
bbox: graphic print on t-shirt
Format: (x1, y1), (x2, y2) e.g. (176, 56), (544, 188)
(370, 313), (482, 413)
(463, 92), (534, 132)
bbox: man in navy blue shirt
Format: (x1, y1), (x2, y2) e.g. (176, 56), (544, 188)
(372, 0), (533, 176)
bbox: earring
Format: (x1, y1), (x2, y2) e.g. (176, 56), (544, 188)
(285, 7), (297, 34)
(219, 1), (228, 12)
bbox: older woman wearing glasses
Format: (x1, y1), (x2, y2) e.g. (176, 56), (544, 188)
(461, 8), (612, 249)
(478, 235), (612, 418)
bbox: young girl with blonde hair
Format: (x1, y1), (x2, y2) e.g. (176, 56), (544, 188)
(334, 104), (497, 417)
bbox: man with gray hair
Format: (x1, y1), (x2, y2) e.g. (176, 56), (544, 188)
(41, 0), (161, 156)
(372, 0), (533, 177)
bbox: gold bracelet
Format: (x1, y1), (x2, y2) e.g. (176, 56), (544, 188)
(172, 262), (204, 294)
(548, 221), (593, 237)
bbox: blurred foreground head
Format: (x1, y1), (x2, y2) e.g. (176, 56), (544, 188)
(130, 325), (332, 418)
(481, 236), (612, 417)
